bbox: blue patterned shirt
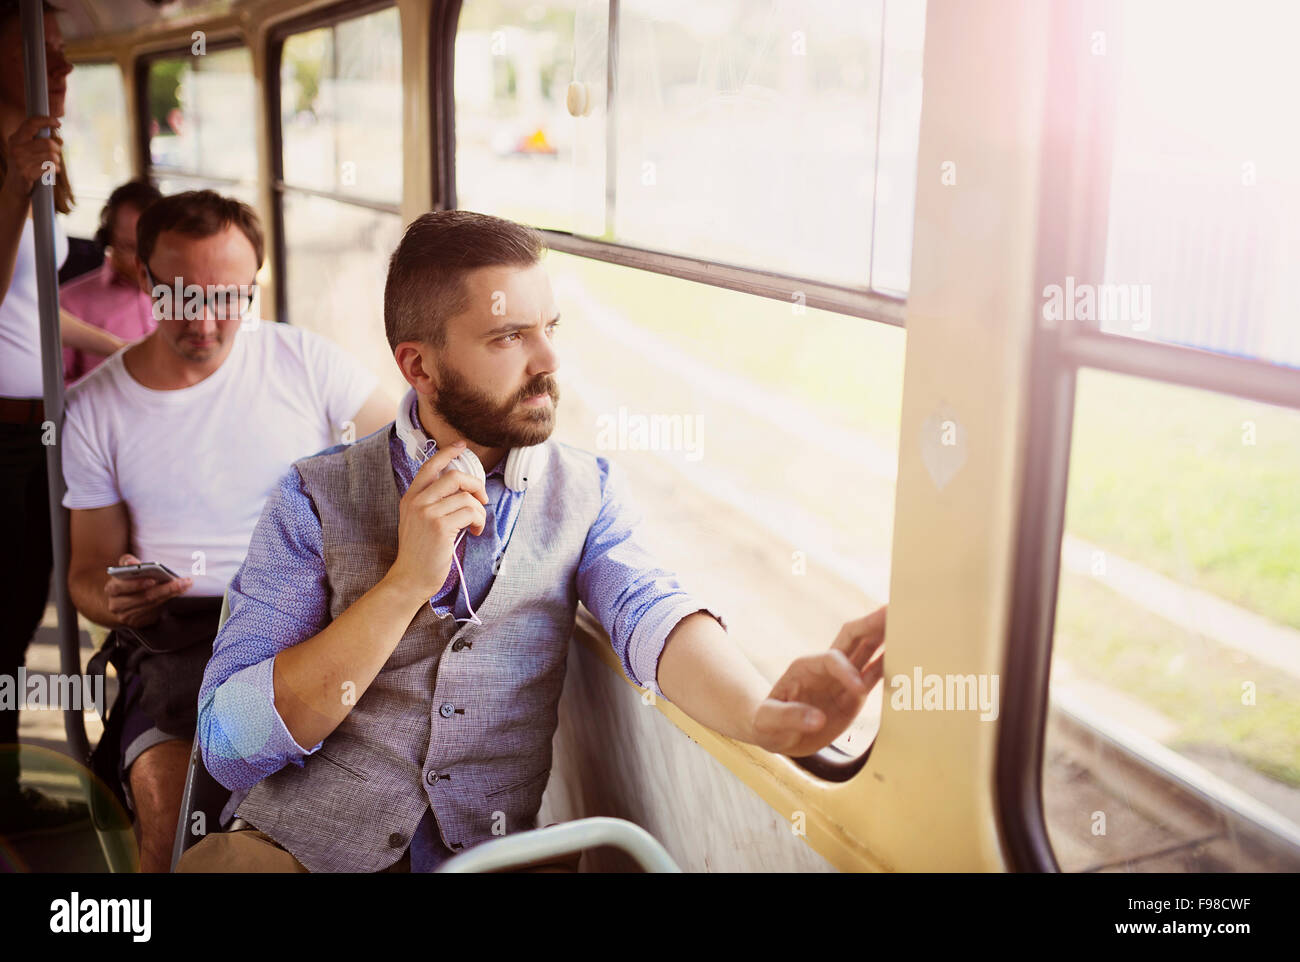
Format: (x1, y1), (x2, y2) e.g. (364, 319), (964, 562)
(197, 424), (724, 871)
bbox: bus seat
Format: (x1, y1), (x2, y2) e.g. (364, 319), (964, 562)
(168, 590), (233, 872)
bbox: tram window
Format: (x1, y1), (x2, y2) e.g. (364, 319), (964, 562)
(59, 61), (130, 239)
(1043, 369), (1300, 872)
(275, 5), (405, 394)
(546, 250), (901, 757)
(454, 0), (926, 293)
(279, 194), (405, 395)
(280, 6), (402, 204)
(1094, 1), (1300, 368)
(144, 46), (258, 202)
(454, 0), (580, 231)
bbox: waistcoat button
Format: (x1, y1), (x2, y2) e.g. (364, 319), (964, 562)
(425, 770), (438, 785)
(388, 832), (405, 848)
(439, 702), (455, 718)
(451, 639), (470, 652)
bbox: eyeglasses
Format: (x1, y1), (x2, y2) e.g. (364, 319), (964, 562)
(144, 262), (258, 322)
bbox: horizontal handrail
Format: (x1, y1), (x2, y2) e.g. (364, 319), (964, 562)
(435, 816), (681, 873)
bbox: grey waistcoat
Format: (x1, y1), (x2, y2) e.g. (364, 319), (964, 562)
(236, 426), (603, 872)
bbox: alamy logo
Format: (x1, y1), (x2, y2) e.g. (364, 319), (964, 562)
(595, 406), (704, 461)
(0, 670), (104, 717)
(49, 893), (151, 942)
(890, 667), (1000, 721)
(1041, 275), (1152, 331)
(150, 276), (259, 327)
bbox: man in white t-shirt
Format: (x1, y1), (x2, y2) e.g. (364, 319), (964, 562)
(62, 190), (390, 872)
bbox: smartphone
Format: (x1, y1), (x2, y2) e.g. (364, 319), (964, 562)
(105, 562), (180, 582)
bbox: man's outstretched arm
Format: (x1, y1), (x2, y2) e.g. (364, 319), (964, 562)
(657, 607), (886, 757)
(577, 457), (886, 757)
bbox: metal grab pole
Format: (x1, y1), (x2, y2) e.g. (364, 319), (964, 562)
(19, 0), (89, 765)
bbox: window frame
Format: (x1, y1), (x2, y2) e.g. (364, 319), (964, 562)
(134, 36), (258, 194)
(997, 1), (1300, 872)
(266, 0), (403, 325)
(433, 0), (908, 328)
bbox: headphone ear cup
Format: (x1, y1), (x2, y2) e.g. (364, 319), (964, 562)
(504, 449), (522, 492)
(449, 451), (486, 487)
(504, 444), (547, 493)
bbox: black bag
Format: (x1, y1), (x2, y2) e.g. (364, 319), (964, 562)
(84, 597), (223, 824)
(115, 596), (223, 737)
(86, 636), (132, 829)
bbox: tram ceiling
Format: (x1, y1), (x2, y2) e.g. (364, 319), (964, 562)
(56, 0), (258, 45)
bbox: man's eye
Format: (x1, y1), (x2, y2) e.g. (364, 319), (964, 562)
(500, 332), (520, 344)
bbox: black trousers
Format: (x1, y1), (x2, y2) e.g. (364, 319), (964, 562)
(0, 421), (54, 792)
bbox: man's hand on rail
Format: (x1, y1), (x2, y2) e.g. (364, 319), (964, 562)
(750, 605), (886, 757)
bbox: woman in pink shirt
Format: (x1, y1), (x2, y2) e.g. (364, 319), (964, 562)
(61, 180), (162, 384)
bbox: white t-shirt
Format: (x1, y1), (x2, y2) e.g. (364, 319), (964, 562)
(62, 322), (380, 595)
(0, 216), (68, 397)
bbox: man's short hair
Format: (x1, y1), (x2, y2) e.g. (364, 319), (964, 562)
(136, 189), (265, 269)
(384, 209), (545, 350)
(95, 180), (163, 248)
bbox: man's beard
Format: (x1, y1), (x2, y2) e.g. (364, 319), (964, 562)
(170, 327), (225, 362)
(432, 360), (559, 448)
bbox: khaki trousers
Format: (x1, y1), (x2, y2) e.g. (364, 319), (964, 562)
(176, 826), (581, 873)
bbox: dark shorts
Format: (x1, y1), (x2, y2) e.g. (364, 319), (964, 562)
(117, 672), (191, 814)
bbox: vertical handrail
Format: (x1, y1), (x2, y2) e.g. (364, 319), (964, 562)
(22, 2), (138, 873)
(19, 0), (89, 765)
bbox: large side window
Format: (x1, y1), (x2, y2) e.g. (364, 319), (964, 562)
(455, 0), (925, 295)
(274, 4), (404, 394)
(60, 61), (131, 239)
(1037, 1), (1300, 872)
(142, 45), (258, 203)
(453, 0), (927, 766)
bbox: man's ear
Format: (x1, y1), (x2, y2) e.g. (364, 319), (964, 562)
(394, 341), (438, 394)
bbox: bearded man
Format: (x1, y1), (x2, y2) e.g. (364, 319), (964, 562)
(184, 210), (886, 873)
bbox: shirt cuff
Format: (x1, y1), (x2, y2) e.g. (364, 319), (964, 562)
(208, 655), (322, 771)
(626, 599), (728, 700)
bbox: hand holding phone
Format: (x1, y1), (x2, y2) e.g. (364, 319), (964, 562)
(104, 553), (193, 628)
(106, 561), (179, 582)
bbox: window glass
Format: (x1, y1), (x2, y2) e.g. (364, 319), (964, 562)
(150, 174), (258, 208)
(1044, 369), (1300, 871)
(454, 0), (580, 230)
(145, 47), (258, 189)
(281, 7), (403, 203)
(870, 1), (925, 294)
(1100, 0), (1300, 368)
(455, 0), (927, 292)
(60, 62), (131, 239)
(614, 0), (881, 287)
(545, 250), (903, 756)
(280, 192), (405, 397)
(276, 8), (405, 393)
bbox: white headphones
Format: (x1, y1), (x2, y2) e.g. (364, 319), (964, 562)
(394, 388), (545, 493)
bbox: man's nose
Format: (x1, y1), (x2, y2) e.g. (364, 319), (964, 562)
(49, 52), (72, 78)
(527, 334), (560, 376)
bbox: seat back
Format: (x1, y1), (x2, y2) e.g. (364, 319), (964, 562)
(168, 591), (233, 872)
